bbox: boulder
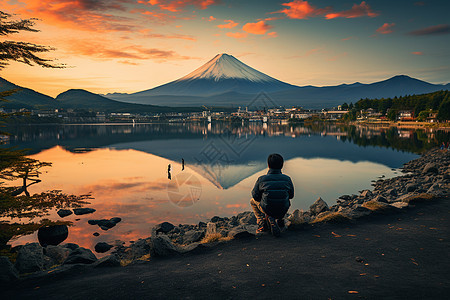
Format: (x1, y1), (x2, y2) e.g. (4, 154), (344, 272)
(390, 202), (409, 209)
(206, 222), (217, 235)
(94, 242), (113, 253)
(227, 227), (255, 239)
(89, 218), (121, 231)
(210, 216), (225, 223)
(57, 209), (73, 218)
(360, 190), (372, 198)
(373, 195), (388, 203)
(309, 197), (329, 215)
(14, 243), (44, 274)
(122, 239), (151, 260)
(44, 245), (70, 264)
(64, 243), (79, 250)
(405, 183), (418, 193)
(237, 211), (257, 225)
(182, 230), (205, 244)
(73, 208), (96, 215)
(153, 222), (175, 234)
(93, 255), (121, 268)
(63, 247), (97, 265)
(149, 235), (179, 257)
(37, 225), (68, 247)
(341, 206), (372, 219)
(288, 209), (311, 227)
(0, 256), (19, 283)
(423, 163), (438, 174)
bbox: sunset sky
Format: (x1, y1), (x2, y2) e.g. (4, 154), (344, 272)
(1, 0), (449, 97)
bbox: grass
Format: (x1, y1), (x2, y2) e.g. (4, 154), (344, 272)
(311, 212), (350, 224)
(200, 233), (233, 244)
(362, 200), (390, 211)
(402, 193), (435, 204)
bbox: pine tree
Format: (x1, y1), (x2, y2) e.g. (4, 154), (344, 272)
(0, 10), (64, 69)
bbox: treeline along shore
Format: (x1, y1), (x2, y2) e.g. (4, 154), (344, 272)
(1, 148), (449, 283)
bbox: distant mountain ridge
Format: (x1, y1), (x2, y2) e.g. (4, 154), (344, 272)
(104, 53), (449, 109)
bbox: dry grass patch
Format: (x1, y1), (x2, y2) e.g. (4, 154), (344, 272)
(312, 212), (350, 224)
(200, 233), (233, 244)
(402, 193), (435, 204)
(362, 200), (389, 211)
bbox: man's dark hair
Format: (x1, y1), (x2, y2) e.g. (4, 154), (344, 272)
(267, 153), (283, 169)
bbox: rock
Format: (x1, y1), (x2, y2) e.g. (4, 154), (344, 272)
(0, 256), (19, 283)
(110, 217), (122, 224)
(405, 183), (418, 192)
(122, 239), (151, 260)
(210, 216), (225, 223)
(309, 197), (329, 215)
(57, 209), (73, 218)
(198, 221), (207, 228)
(149, 235), (179, 257)
(387, 188), (398, 197)
(360, 190), (372, 198)
(423, 163), (438, 174)
(93, 232), (100, 236)
(153, 222), (175, 234)
(93, 255), (121, 268)
(94, 242), (113, 253)
(182, 230), (205, 244)
(237, 211), (257, 225)
(37, 225), (68, 247)
(64, 243), (79, 250)
(338, 195), (352, 201)
(44, 245), (70, 264)
(227, 227), (255, 239)
(179, 242), (208, 254)
(390, 202), (409, 209)
(288, 209), (311, 227)
(206, 222), (217, 235)
(73, 208), (96, 215)
(14, 243), (44, 274)
(89, 218), (121, 231)
(341, 206), (372, 219)
(63, 247), (97, 265)
(373, 195), (388, 203)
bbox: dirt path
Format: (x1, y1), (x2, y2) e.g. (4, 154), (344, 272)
(4, 197), (449, 300)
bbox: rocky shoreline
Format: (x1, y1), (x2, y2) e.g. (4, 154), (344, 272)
(1, 148), (449, 283)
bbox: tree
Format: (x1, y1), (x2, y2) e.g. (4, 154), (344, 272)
(0, 11), (64, 69)
(0, 11), (86, 252)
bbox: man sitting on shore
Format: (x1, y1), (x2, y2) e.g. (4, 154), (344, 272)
(250, 153), (294, 237)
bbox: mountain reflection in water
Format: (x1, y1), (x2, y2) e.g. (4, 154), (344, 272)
(3, 122), (448, 252)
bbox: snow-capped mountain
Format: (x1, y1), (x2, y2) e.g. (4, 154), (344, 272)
(127, 53), (296, 97)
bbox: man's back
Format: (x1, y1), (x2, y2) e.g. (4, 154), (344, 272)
(252, 169), (294, 219)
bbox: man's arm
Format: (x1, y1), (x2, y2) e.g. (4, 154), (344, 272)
(251, 177), (262, 201)
(288, 177), (294, 199)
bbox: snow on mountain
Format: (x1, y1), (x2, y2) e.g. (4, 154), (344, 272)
(128, 53), (296, 97)
(179, 53), (280, 83)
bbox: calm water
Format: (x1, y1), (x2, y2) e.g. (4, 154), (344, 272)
(2, 122), (448, 252)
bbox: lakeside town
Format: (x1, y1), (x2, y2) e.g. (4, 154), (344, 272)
(1, 105), (446, 125)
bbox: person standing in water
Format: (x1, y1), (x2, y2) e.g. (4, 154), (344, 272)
(168, 164), (171, 180)
(182, 158), (185, 171)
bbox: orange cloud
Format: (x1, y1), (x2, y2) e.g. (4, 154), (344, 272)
(218, 20), (239, 29)
(6, 0), (138, 32)
(376, 23), (395, 34)
(278, 0), (330, 19)
(411, 51), (424, 55)
(325, 1), (379, 19)
(267, 32), (278, 38)
(341, 36), (356, 41)
(226, 32), (248, 39)
(209, 16), (216, 21)
(68, 41), (197, 62)
(145, 0), (217, 12)
(243, 21), (273, 35)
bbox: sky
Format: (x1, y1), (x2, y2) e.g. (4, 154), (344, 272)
(0, 0), (449, 97)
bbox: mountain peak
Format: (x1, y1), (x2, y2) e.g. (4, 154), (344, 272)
(179, 53), (280, 83)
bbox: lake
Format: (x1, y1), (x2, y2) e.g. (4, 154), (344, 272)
(2, 122), (448, 252)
